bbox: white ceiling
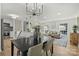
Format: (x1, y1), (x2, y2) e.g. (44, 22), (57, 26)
(42, 3), (79, 21)
(1, 3), (79, 22)
(1, 3), (26, 20)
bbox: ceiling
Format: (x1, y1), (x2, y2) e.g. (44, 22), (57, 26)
(1, 3), (79, 22)
(1, 3), (26, 20)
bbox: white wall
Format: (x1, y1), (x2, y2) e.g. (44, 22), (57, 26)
(13, 19), (23, 39)
(0, 3), (1, 52)
(77, 16), (79, 32)
(0, 19), (1, 52)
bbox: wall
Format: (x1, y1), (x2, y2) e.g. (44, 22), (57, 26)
(0, 19), (1, 52)
(0, 3), (1, 51)
(15, 20), (22, 31)
(13, 19), (23, 39)
(77, 16), (79, 32)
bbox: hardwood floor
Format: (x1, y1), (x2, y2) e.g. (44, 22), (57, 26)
(53, 45), (79, 56)
(0, 51), (4, 56)
(0, 37), (79, 56)
(0, 46), (18, 56)
(0, 44), (79, 56)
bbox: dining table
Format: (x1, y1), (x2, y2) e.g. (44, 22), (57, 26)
(11, 35), (54, 56)
(11, 36), (35, 56)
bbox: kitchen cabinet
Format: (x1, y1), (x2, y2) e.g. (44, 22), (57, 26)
(3, 39), (11, 56)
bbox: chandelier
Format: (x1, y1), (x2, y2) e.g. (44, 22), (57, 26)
(26, 3), (43, 16)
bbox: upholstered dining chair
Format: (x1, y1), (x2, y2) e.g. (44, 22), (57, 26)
(46, 39), (53, 56)
(42, 39), (53, 56)
(27, 43), (43, 56)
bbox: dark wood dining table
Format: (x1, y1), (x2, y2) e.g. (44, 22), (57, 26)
(11, 37), (34, 56)
(11, 36), (54, 56)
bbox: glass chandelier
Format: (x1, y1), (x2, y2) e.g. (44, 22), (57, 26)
(26, 3), (43, 16)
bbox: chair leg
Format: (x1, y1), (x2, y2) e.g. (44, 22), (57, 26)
(17, 49), (20, 56)
(46, 50), (48, 56)
(51, 44), (53, 56)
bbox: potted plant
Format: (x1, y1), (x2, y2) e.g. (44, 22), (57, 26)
(73, 25), (78, 33)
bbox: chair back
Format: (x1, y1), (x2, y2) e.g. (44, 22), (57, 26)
(47, 39), (53, 50)
(27, 43), (43, 56)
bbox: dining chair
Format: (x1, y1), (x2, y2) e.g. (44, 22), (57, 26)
(47, 39), (53, 56)
(27, 43), (43, 56)
(42, 39), (53, 56)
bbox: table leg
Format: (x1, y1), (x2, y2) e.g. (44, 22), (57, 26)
(11, 42), (14, 56)
(46, 50), (48, 56)
(51, 44), (53, 56)
(17, 49), (20, 56)
(22, 50), (28, 56)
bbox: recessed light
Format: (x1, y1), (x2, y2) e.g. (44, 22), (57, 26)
(57, 12), (61, 15)
(8, 14), (19, 19)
